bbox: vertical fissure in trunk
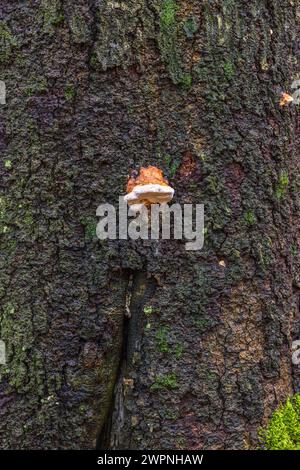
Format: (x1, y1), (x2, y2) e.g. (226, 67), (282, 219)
(97, 271), (157, 449)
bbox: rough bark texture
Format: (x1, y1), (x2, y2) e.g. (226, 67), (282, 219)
(1, 0), (300, 450)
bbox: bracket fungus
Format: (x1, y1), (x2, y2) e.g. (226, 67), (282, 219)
(124, 166), (174, 206)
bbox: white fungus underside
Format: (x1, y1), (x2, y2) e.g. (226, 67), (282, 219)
(124, 184), (175, 205)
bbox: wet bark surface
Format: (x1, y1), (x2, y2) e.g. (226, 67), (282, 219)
(0, 0), (300, 449)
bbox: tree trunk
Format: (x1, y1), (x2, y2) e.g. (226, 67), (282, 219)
(0, 0), (300, 450)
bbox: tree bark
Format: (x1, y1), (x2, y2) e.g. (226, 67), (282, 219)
(0, 0), (300, 450)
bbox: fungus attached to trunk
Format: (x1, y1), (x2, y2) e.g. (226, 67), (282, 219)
(124, 166), (174, 206)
